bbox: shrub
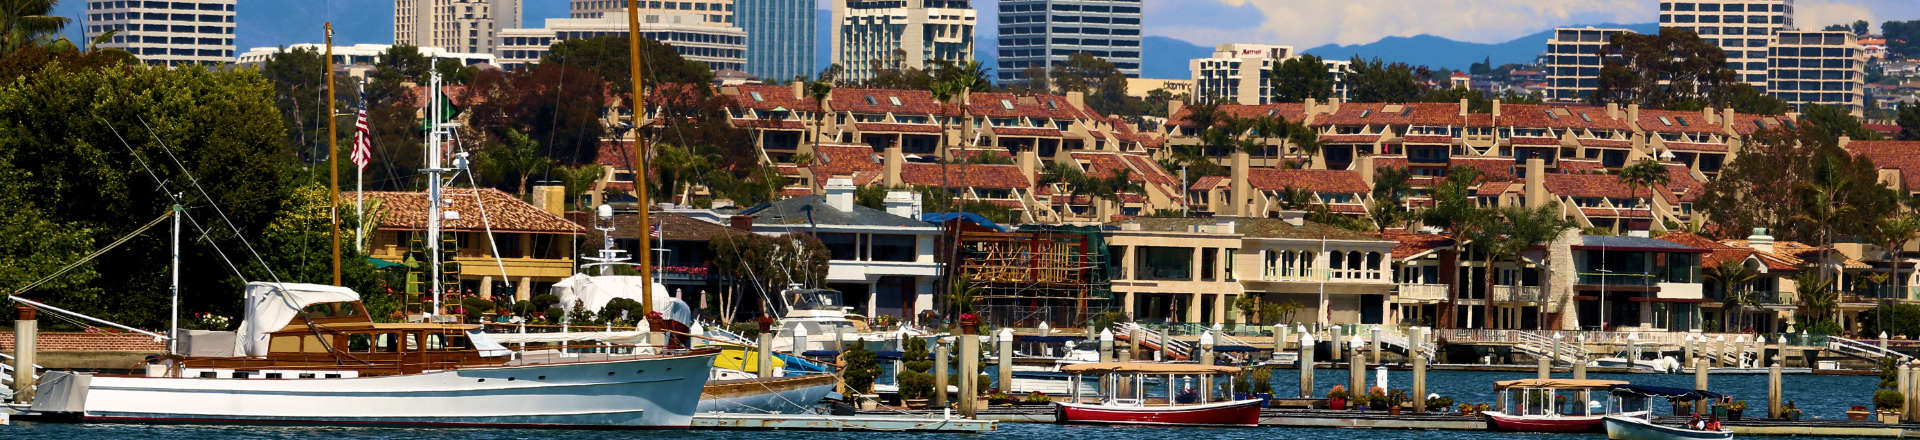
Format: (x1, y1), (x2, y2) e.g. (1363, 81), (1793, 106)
(1428, 396), (1455, 412)
(1876, 389), (1905, 411)
(598, 297), (647, 325)
(896, 337), (936, 400)
(461, 298), (495, 322)
(841, 344), (882, 394)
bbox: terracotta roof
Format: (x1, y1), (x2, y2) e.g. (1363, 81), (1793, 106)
(1381, 229), (1455, 257)
(1510, 136), (1561, 146)
(1581, 207), (1653, 218)
(734, 118), (806, 130)
(1402, 135), (1454, 144)
(1319, 134), (1382, 144)
(1190, 175), (1228, 191)
(724, 83), (818, 111)
(830, 88), (944, 114)
(1452, 157), (1518, 182)
(1579, 138), (1632, 148)
(1498, 104), (1631, 131)
(1731, 113), (1792, 135)
(1664, 164), (1706, 203)
(1169, 103), (1310, 128)
(1543, 173), (1673, 204)
(1557, 159), (1606, 173)
(778, 186), (813, 197)
(966, 93), (1087, 119)
(0, 331), (164, 352)
(811, 144), (881, 177)
(1122, 154), (1185, 202)
(1071, 153), (1146, 182)
(1247, 169), (1369, 193)
(1847, 140), (1920, 191)
(949, 147), (1012, 159)
(1477, 180), (1516, 196)
(993, 126), (1066, 137)
(1320, 102), (1462, 126)
(900, 163), (1031, 189)
(1663, 141), (1729, 152)
(855, 122), (942, 133)
(1637, 109), (1725, 135)
(352, 189), (586, 234)
(596, 140), (637, 169)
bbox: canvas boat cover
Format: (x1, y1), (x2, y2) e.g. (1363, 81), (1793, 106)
(233, 282), (361, 357)
(1609, 384), (1725, 401)
(549, 274), (693, 324)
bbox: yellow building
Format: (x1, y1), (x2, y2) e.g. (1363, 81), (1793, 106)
(352, 188), (583, 302)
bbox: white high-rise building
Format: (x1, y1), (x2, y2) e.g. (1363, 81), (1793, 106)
(495, 11), (745, 72)
(1542, 27), (1631, 102)
(996, 0), (1143, 84)
(1190, 43), (1349, 105)
(1767, 30), (1865, 115)
(568, 0), (732, 24)
(395, 0), (523, 55)
(831, 0), (977, 83)
(84, 0), (236, 67)
(1658, 0), (1794, 88)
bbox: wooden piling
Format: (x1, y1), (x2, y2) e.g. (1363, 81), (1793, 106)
(11, 306), (35, 403)
(757, 330), (774, 378)
(1300, 332), (1315, 399)
(934, 343), (950, 408)
(1349, 339), (1365, 396)
(1769, 354), (1783, 419)
(1694, 356), (1709, 392)
(997, 328), (1013, 394)
(960, 330), (979, 418)
(1411, 327), (1428, 413)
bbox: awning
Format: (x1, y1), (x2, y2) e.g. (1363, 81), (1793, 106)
(1014, 335), (1081, 343)
(1610, 384), (1724, 401)
(1494, 378), (1628, 390)
(1060, 361), (1240, 375)
(367, 257), (407, 269)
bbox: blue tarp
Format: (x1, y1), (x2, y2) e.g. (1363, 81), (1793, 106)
(773, 352), (832, 374)
(1610, 384), (1724, 401)
(922, 212), (1008, 232)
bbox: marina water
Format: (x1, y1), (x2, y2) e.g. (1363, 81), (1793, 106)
(2, 368), (1878, 439)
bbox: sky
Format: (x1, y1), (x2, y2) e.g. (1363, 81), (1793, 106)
(48, 0), (1920, 57)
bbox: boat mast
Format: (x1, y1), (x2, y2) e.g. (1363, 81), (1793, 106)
(168, 203), (180, 356)
(426, 56), (445, 319)
(326, 22), (342, 286)
(626, 0), (653, 319)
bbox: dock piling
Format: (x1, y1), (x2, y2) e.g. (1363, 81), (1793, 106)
(1370, 326), (1382, 365)
(1573, 352), (1587, 380)
(1128, 328), (1142, 361)
(1199, 330), (1215, 402)
(1099, 329), (1114, 363)
(791, 325), (809, 358)
(1898, 361), (1910, 423)
(934, 342), (950, 408)
(757, 329), (775, 378)
(996, 328), (1013, 394)
(1411, 327), (1427, 413)
(1769, 353), (1783, 419)
(960, 329), (979, 418)
(11, 306), (34, 403)
(1348, 338), (1365, 396)
(1694, 356), (1709, 392)
(1299, 331), (1315, 399)
(1273, 324), (1287, 362)
(1537, 355), (1550, 379)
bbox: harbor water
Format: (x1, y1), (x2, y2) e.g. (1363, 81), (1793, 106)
(0, 368), (1881, 439)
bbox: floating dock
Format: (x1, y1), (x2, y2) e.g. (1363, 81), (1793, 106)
(868, 406), (1920, 437)
(692, 412), (996, 433)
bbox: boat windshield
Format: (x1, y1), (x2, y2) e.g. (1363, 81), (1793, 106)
(787, 289), (845, 312)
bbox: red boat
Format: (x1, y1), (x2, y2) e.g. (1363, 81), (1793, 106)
(1054, 362), (1262, 427)
(1482, 378), (1640, 433)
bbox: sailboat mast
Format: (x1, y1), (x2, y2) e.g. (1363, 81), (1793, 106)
(169, 203), (180, 356)
(427, 57), (444, 319)
(326, 22), (342, 286)
(626, 0), (653, 318)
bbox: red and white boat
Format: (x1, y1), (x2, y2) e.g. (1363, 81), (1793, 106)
(1053, 362), (1261, 427)
(1483, 378), (1639, 433)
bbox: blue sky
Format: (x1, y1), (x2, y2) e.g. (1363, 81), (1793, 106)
(50, 0), (1920, 56)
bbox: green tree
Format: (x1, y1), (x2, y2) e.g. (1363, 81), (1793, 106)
(1720, 83), (1789, 115)
(1346, 56), (1429, 103)
(1897, 104), (1920, 141)
(1419, 166), (1485, 233)
(896, 336), (935, 400)
(0, 0), (66, 56)
(1477, 203), (1573, 329)
(1368, 166), (1412, 232)
(433, 58), (477, 85)
(1617, 159), (1671, 209)
(474, 128), (554, 196)
(1702, 259), (1758, 331)
(650, 143), (714, 203)
(1793, 271), (1839, 334)
(1885, 20), (1920, 59)
(541, 35), (715, 95)
(1590, 28), (1737, 109)
(1270, 54), (1335, 103)
(1801, 104), (1882, 142)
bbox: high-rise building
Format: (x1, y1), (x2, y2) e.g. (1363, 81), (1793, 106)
(831, 0), (977, 83)
(569, 0), (732, 24)
(84, 0), (236, 66)
(996, 0), (1143, 84)
(495, 11), (745, 73)
(1190, 43), (1349, 105)
(737, 0), (814, 82)
(1658, 0), (1794, 88)
(1767, 30), (1864, 115)
(1542, 27), (1631, 102)
(395, 0), (523, 55)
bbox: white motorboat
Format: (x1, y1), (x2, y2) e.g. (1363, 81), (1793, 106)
(27, 282), (718, 428)
(1604, 415), (1733, 440)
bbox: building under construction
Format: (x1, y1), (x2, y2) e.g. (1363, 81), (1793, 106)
(952, 223), (1111, 328)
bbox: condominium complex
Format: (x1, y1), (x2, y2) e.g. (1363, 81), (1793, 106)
(568, 0), (733, 24)
(395, 0), (523, 55)
(83, 0), (236, 66)
(1658, 0), (1793, 87)
(1542, 27), (1631, 102)
(737, 0), (814, 82)
(1189, 43), (1349, 105)
(996, 0), (1144, 84)
(236, 43), (495, 68)
(494, 11), (745, 72)
(1768, 30), (1865, 114)
(831, 0), (977, 83)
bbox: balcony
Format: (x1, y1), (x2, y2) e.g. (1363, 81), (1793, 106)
(1749, 290), (1792, 306)
(1492, 285), (1545, 303)
(1576, 272), (1658, 287)
(1396, 283), (1448, 303)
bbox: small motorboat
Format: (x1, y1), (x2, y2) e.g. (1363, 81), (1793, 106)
(1053, 362), (1261, 427)
(1482, 378), (1637, 433)
(1603, 384), (1733, 440)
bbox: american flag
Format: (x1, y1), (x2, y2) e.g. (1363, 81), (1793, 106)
(649, 224), (660, 239)
(349, 91), (372, 171)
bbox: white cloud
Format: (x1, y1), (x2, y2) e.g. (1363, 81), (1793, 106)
(1195, 0), (1655, 48)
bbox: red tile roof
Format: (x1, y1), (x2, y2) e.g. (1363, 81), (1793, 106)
(811, 144), (881, 177)
(1190, 175), (1228, 191)
(1543, 173), (1673, 204)
(595, 140), (638, 169)
(733, 118), (806, 130)
(967, 93), (1087, 119)
(1320, 102), (1462, 126)
(1557, 159), (1606, 173)
(855, 122), (942, 133)
(1663, 141), (1729, 152)
(1581, 207), (1653, 218)
(1402, 135), (1454, 144)
(1498, 104), (1632, 131)
(725, 83), (818, 111)
(1071, 152), (1146, 182)
(1381, 229), (1455, 257)
(1247, 169), (1369, 193)
(993, 126), (1066, 137)
(1451, 157), (1518, 182)
(831, 88), (945, 114)
(1847, 140), (1920, 190)
(1637, 109), (1725, 135)
(1579, 138), (1632, 148)
(900, 163), (1031, 189)
(1664, 164), (1707, 203)
(1169, 103), (1311, 128)
(1511, 136), (1561, 146)
(1319, 134), (1382, 144)
(351, 189), (586, 234)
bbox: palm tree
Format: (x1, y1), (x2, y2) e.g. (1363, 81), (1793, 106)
(1794, 271), (1839, 333)
(1369, 167), (1412, 232)
(1039, 162), (1092, 217)
(804, 80), (833, 146)
(477, 129), (553, 196)
(1795, 153), (1855, 288)
(1703, 259), (1758, 332)
(1276, 187), (1315, 211)
(1616, 159), (1670, 210)
(1475, 203), (1573, 329)
(1, 0), (68, 55)
(1288, 121), (1322, 168)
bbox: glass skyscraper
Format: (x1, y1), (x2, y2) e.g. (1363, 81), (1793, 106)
(738, 0), (815, 82)
(997, 0), (1143, 84)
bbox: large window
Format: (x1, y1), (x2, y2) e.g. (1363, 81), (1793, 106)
(819, 233), (858, 260)
(1136, 246), (1193, 281)
(870, 235), (917, 262)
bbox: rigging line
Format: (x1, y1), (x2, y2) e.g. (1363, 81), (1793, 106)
(459, 137), (514, 291)
(10, 211), (172, 297)
(96, 115), (251, 283)
(134, 115), (283, 285)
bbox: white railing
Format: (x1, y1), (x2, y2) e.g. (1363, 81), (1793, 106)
(1397, 283), (1448, 302)
(1492, 285), (1545, 303)
(1112, 322), (1192, 359)
(1514, 330), (1590, 365)
(1830, 336), (1916, 363)
(0, 351), (41, 402)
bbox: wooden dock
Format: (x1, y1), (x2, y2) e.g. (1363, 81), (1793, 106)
(867, 406), (1920, 437)
(692, 412), (997, 433)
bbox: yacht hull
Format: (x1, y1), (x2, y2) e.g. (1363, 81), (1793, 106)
(697, 374), (837, 414)
(35, 352), (716, 429)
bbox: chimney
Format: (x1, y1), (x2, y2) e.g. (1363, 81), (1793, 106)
(824, 177), (856, 211)
(1492, 99), (1502, 120)
(530, 184), (566, 216)
(1327, 97), (1341, 114)
(883, 141), (904, 187)
(1525, 158), (1546, 209)
(1702, 107), (1717, 125)
(729, 215), (754, 232)
(1749, 228), (1774, 252)
(1722, 107), (1735, 132)
(1280, 210), (1306, 227)
(1214, 218), (1237, 234)
(791, 81), (804, 102)
(884, 190), (921, 218)
(1017, 148), (1039, 186)
(1627, 104), (1640, 126)
(1839, 135), (1853, 149)
(1065, 91), (1087, 110)
(1606, 102), (1620, 120)
(1459, 98), (1470, 117)
(1358, 155), (1377, 187)
(1230, 151), (1251, 217)
(1305, 97), (1318, 114)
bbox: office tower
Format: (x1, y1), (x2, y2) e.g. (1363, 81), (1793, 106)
(84, 0), (237, 66)
(996, 0), (1143, 84)
(832, 0), (977, 83)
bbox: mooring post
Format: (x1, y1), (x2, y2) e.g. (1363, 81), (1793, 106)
(1348, 337), (1365, 397)
(1716, 336), (1731, 368)
(1899, 361), (1912, 423)
(959, 328), (980, 417)
(791, 325), (809, 358)
(1537, 355), (1551, 379)
(1273, 323), (1287, 363)
(1411, 327), (1428, 413)
(934, 342), (950, 408)
(1768, 353), (1783, 419)
(1907, 361), (1920, 422)
(1099, 328), (1115, 363)
(12, 305), (36, 403)
(1199, 330), (1216, 402)
(757, 328), (775, 379)
(1299, 331), (1316, 399)
(996, 328), (1014, 394)
(1694, 356), (1709, 392)
(1370, 326), (1382, 365)
(1129, 327), (1143, 361)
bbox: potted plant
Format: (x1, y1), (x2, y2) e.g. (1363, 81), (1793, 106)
(1368, 387), (1389, 411)
(1350, 394), (1373, 411)
(1327, 385), (1349, 410)
(840, 344), (883, 410)
(1387, 389), (1411, 415)
(1727, 400), (1747, 421)
(987, 390), (1013, 406)
(1458, 403), (1477, 417)
(1848, 405), (1872, 421)
(1875, 389), (1904, 424)
(1782, 401), (1802, 421)
(896, 337), (935, 409)
(1020, 391), (1052, 406)
(1476, 403), (1490, 416)
(1247, 367), (1275, 406)
(958, 313), (981, 334)
(1427, 396), (1455, 414)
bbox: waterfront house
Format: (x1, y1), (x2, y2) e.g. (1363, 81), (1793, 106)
(738, 178), (942, 323)
(1108, 214), (1397, 326)
(352, 188), (584, 304)
(1561, 234), (1707, 332)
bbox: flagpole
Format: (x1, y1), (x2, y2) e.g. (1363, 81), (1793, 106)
(355, 81), (366, 254)
(326, 22), (342, 286)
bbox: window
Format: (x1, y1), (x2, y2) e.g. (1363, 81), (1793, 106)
(870, 234), (916, 262)
(347, 333), (373, 352)
(375, 333), (400, 352)
(819, 233), (858, 260)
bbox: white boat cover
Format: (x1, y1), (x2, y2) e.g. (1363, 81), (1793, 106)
(233, 282), (361, 357)
(485, 330), (651, 345)
(549, 274), (692, 324)
(465, 329), (513, 357)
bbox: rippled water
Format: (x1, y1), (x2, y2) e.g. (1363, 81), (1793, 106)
(0, 369), (1881, 439)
